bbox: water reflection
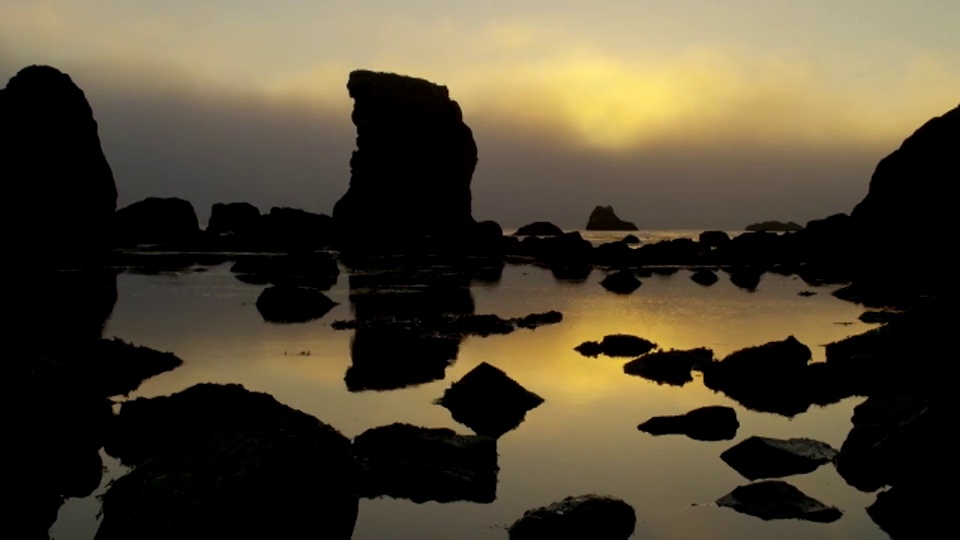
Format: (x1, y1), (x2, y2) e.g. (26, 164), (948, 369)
(48, 262), (891, 540)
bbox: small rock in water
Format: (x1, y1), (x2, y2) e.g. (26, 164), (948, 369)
(638, 405), (739, 441)
(720, 436), (838, 480)
(690, 268), (719, 286)
(575, 334), (657, 358)
(716, 480), (842, 523)
(255, 285), (338, 323)
(623, 347), (714, 386)
(601, 270), (641, 294)
(509, 494), (636, 539)
(437, 362), (544, 438)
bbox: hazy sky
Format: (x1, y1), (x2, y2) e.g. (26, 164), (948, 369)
(2, 1), (957, 228)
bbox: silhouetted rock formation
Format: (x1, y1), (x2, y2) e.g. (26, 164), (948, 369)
(851, 105), (959, 261)
(575, 334), (657, 358)
(259, 206), (334, 251)
(586, 205), (638, 231)
(600, 269), (641, 294)
(637, 405), (739, 441)
(86, 338), (183, 397)
(1, 65), (117, 266)
(437, 362), (544, 438)
(690, 268), (719, 286)
(745, 221), (803, 232)
(231, 252), (339, 289)
(100, 383), (358, 539)
(353, 423), (498, 503)
(114, 197), (200, 246)
(333, 70), (477, 249)
(515, 221), (564, 236)
(509, 494), (636, 540)
(255, 285), (339, 323)
(699, 230), (731, 249)
(624, 347), (714, 386)
(720, 436), (838, 480)
(206, 202), (261, 236)
(728, 267), (763, 291)
(717, 481), (842, 523)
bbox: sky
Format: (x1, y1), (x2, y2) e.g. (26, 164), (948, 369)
(1, 0), (957, 228)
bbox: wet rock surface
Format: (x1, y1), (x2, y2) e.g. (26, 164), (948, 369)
(576, 334), (658, 358)
(717, 481), (842, 523)
(623, 347), (714, 386)
(638, 405), (739, 441)
(99, 383), (358, 539)
(437, 362), (544, 438)
(720, 436), (838, 480)
(509, 494), (636, 540)
(255, 285), (339, 323)
(353, 423), (498, 503)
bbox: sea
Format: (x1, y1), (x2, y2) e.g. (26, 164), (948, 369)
(49, 229), (888, 540)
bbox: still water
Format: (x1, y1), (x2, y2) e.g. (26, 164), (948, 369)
(52, 253), (886, 539)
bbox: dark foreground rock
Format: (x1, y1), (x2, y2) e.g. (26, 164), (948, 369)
(720, 436), (838, 480)
(637, 405), (738, 441)
(353, 423), (498, 503)
(716, 481), (842, 523)
(509, 494), (636, 540)
(623, 347), (714, 386)
(437, 362), (544, 438)
(866, 484), (951, 540)
(515, 221), (564, 236)
(576, 334), (657, 358)
(255, 285), (339, 323)
(99, 383), (358, 539)
(2, 65), (118, 266)
(585, 205), (638, 231)
(600, 270), (641, 294)
(88, 338), (183, 397)
(333, 70), (478, 248)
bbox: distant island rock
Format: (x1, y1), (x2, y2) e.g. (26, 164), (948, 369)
(585, 205), (638, 231)
(1, 65), (117, 265)
(332, 70), (478, 247)
(744, 221), (803, 232)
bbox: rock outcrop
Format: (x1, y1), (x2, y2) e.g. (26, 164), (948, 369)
(333, 70), (478, 248)
(586, 205), (637, 231)
(1, 65), (117, 266)
(113, 197), (200, 246)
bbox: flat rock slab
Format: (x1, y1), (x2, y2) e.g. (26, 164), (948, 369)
(638, 405), (739, 441)
(717, 480), (842, 523)
(721, 436), (838, 480)
(509, 494), (636, 539)
(437, 362), (544, 438)
(576, 334), (657, 358)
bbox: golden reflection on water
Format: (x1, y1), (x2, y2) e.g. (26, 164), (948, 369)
(53, 262), (888, 540)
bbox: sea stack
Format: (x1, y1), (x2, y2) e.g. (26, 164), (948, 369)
(333, 70), (478, 249)
(0, 65), (118, 265)
(586, 205), (638, 231)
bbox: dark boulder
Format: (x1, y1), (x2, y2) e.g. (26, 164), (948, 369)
(621, 234), (640, 244)
(585, 205), (638, 231)
(717, 481), (842, 523)
(114, 197), (200, 246)
(98, 383), (358, 540)
(206, 202), (261, 236)
(637, 405), (738, 441)
(353, 423), (498, 503)
(623, 347), (714, 386)
(515, 221), (564, 236)
(260, 207), (334, 251)
(255, 285), (339, 323)
(575, 334), (657, 358)
(690, 268), (719, 286)
(698, 230), (731, 249)
(600, 270), (641, 294)
(436, 362), (544, 438)
(509, 494), (636, 540)
(720, 436), (838, 480)
(729, 267), (763, 291)
(1, 65), (117, 266)
(333, 70), (477, 247)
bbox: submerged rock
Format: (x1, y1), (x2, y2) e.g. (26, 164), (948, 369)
(509, 494), (636, 540)
(600, 270), (641, 294)
(333, 70), (477, 247)
(623, 347), (714, 386)
(716, 481), (842, 523)
(720, 436), (838, 480)
(515, 221), (564, 237)
(1, 65), (118, 266)
(353, 423), (498, 504)
(576, 334), (657, 358)
(437, 362), (544, 438)
(585, 205), (638, 231)
(637, 405), (739, 441)
(255, 285), (339, 323)
(99, 383), (358, 539)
